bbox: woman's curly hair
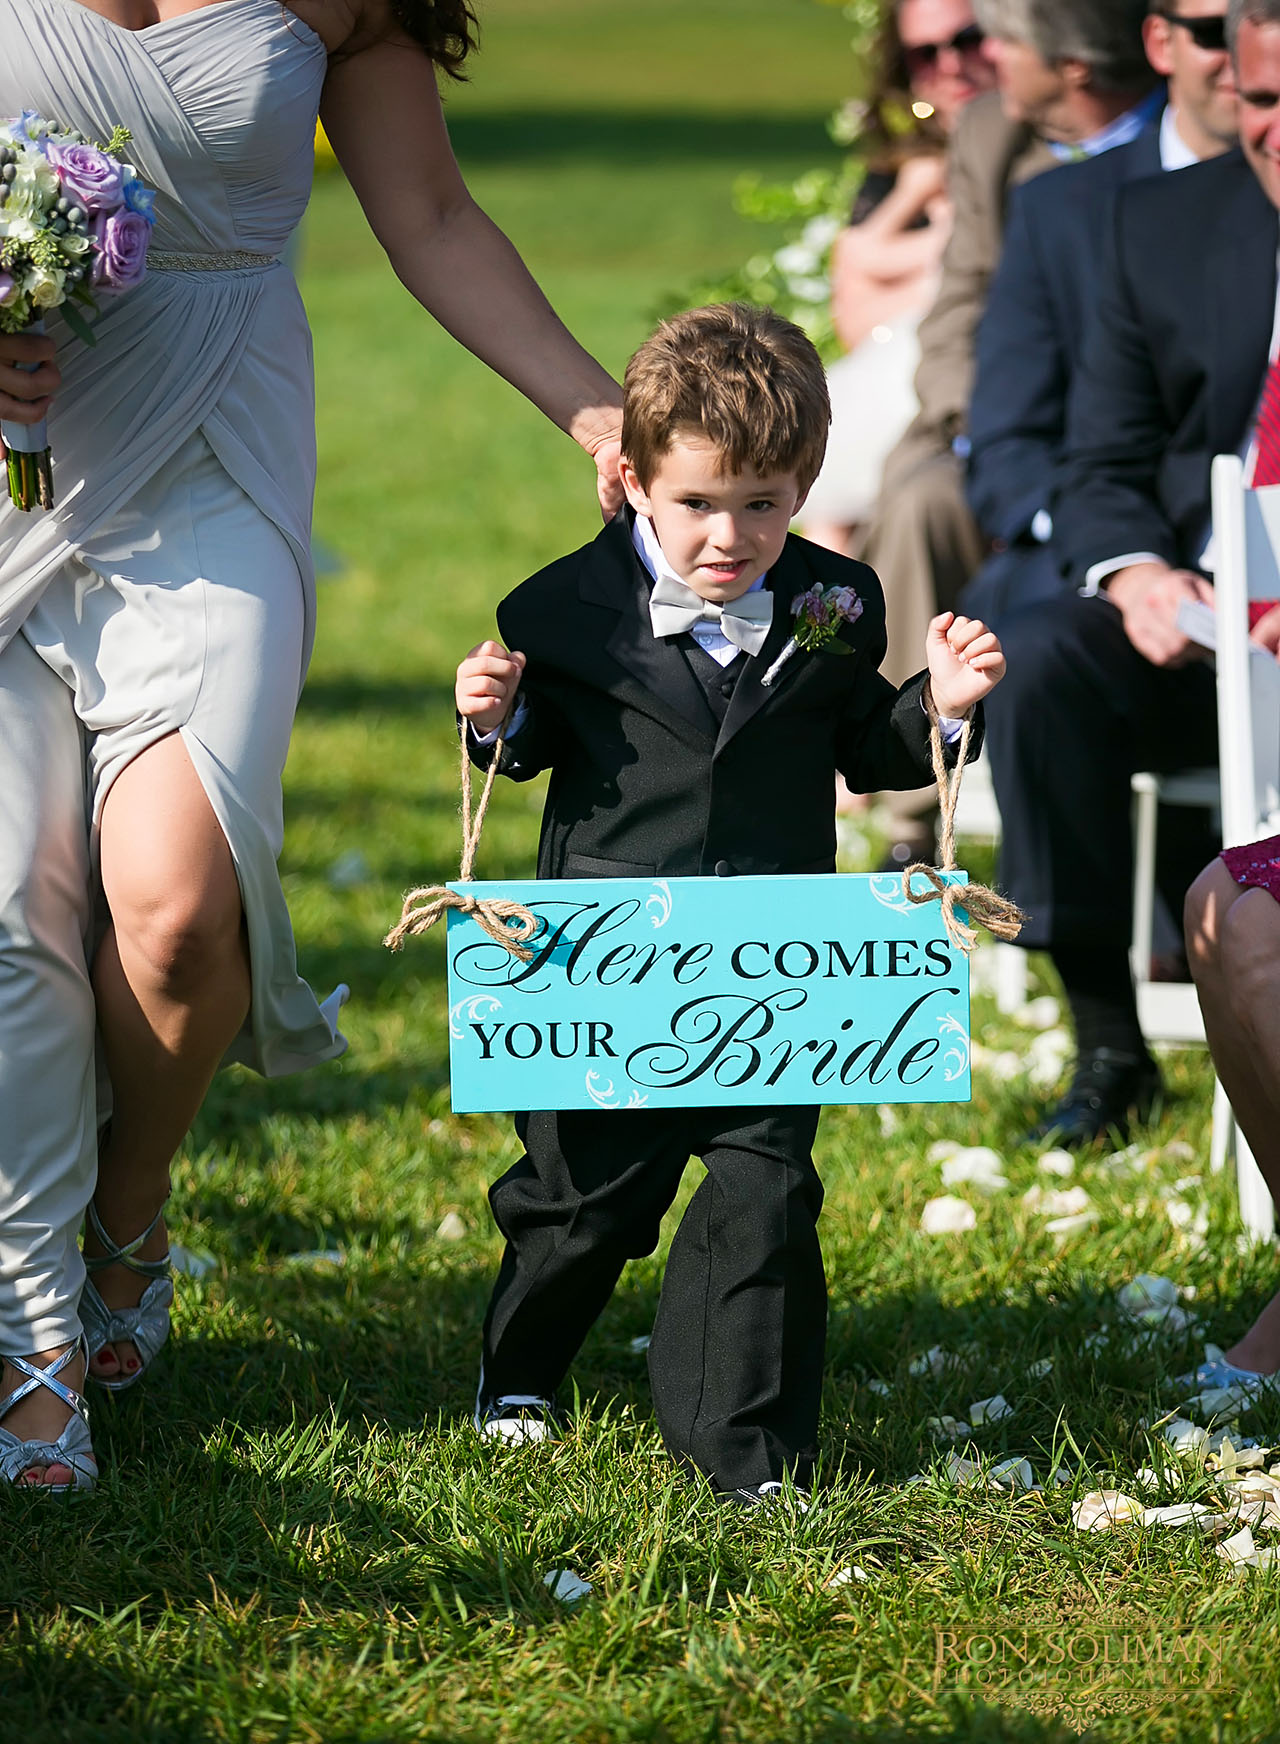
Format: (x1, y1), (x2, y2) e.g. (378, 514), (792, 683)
(390, 0), (479, 76)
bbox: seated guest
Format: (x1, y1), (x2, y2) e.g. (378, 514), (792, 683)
(985, 0), (1280, 1146)
(802, 0), (995, 556)
(964, 0), (1238, 624)
(1185, 838), (1280, 1382)
(860, 0), (1159, 867)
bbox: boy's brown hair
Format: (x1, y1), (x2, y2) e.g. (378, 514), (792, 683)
(621, 303), (831, 490)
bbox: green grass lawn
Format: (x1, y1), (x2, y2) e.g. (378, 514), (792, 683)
(7, 4), (1280, 1739)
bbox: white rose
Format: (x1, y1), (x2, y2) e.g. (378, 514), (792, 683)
(24, 264), (67, 307)
(0, 212), (39, 245)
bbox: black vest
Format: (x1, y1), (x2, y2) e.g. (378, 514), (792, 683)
(677, 636), (746, 727)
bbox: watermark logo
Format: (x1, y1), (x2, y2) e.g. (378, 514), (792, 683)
(929, 1602), (1232, 1728)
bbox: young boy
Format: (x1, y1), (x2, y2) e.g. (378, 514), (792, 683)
(455, 304), (1005, 1505)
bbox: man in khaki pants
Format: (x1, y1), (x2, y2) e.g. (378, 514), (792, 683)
(864, 0), (1159, 864)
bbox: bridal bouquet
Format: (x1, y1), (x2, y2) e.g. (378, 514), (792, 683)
(0, 111), (155, 511)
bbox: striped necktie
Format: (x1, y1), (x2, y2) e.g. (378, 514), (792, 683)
(1248, 356), (1280, 630)
(1252, 355), (1280, 488)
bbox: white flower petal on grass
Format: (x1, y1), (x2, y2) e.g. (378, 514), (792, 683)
(1073, 1490), (1145, 1531)
(1216, 1526), (1260, 1568)
(629, 1334), (651, 1354)
(1027, 1358), (1054, 1380)
(170, 1243), (216, 1278)
(543, 1569), (594, 1604)
(877, 1105), (900, 1136)
(990, 1456), (1036, 1492)
(828, 1564), (872, 1587)
(927, 1415), (973, 1442)
(1027, 1029), (1074, 1088)
(1117, 1274), (1180, 1323)
(1102, 1144), (1154, 1177)
(1022, 1185), (1092, 1217)
(1162, 1417), (1211, 1455)
(969, 1394), (1014, 1426)
(970, 1040), (1024, 1080)
(945, 1451), (986, 1486)
(436, 1212), (467, 1241)
(909, 1345), (954, 1379)
(927, 1140), (961, 1164)
(1046, 1210), (1100, 1238)
(864, 1378), (893, 1397)
(1038, 1150), (1075, 1178)
(1140, 1502), (1221, 1531)
(1163, 1141), (1197, 1165)
(941, 1148), (1009, 1195)
(1015, 996), (1061, 1031)
(920, 1195), (977, 1235)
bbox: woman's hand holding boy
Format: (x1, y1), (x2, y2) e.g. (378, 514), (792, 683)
(456, 640), (526, 735)
(925, 611), (1006, 720)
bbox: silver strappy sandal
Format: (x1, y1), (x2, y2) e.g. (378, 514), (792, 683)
(0, 1340), (97, 1492)
(80, 1202), (174, 1392)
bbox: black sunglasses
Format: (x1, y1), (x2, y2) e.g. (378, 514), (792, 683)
(902, 23), (986, 77)
(1155, 10), (1228, 52)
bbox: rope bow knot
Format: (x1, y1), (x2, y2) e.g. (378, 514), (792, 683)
(901, 687), (1026, 953)
(385, 707), (538, 960)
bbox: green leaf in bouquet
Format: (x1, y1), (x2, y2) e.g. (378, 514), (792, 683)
(59, 298), (97, 347)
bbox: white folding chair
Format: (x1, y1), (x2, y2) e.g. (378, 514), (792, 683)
(950, 746), (1029, 1013)
(1200, 455), (1280, 1240)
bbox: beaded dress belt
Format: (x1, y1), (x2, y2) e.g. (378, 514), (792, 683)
(148, 249), (279, 272)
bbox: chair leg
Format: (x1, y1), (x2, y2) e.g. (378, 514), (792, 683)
(1130, 778), (1158, 984)
(994, 944), (1028, 1016)
(1211, 1077), (1234, 1176)
(1237, 1130), (1277, 1244)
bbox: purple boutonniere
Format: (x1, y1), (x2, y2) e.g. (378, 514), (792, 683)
(761, 583), (864, 687)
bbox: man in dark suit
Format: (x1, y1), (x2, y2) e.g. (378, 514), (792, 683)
(454, 305), (1004, 1503)
(864, 0), (1159, 866)
(978, 0), (1277, 1147)
(965, 0), (1238, 620)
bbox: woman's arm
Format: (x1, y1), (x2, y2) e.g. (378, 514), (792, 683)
(830, 155), (951, 353)
(321, 11), (623, 513)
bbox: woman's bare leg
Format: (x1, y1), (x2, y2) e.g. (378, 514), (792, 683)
(88, 732), (249, 1380)
(1187, 862), (1280, 1372)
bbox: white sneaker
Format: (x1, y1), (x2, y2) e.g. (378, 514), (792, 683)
(730, 1480), (812, 1513)
(475, 1393), (560, 1446)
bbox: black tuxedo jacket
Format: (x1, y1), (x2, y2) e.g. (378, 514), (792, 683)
(1054, 148), (1279, 586)
(474, 515), (978, 881)
(967, 124), (1164, 547)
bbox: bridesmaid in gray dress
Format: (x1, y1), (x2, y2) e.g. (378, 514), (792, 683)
(0, 0), (624, 1488)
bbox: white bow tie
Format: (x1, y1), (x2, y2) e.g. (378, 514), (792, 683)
(648, 572), (774, 657)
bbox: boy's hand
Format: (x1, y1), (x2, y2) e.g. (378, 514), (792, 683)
(926, 612), (1006, 719)
(456, 640), (526, 734)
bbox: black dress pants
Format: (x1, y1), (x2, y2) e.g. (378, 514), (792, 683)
(984, 590), (1218, 952)
(479, 1103), (825, 1494)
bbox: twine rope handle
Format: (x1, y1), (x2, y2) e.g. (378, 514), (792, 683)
(384, 704), (539, 960)
(900, 684), (1026, 954)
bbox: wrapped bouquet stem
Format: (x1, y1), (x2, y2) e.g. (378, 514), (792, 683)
(0, 111), (156, 511)
(2, 316), (52, 511)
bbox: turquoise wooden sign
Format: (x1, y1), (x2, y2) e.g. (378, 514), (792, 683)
(445, 873), (971, 1113)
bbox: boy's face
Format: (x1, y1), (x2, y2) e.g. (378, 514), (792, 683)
(621, 433), (808, 603)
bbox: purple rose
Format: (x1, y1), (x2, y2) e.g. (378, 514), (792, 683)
(89, 208), (150, 291)
(46, 142), (124, 215)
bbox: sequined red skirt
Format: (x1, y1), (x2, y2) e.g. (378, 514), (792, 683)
(1222, 834), (1280, 900)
